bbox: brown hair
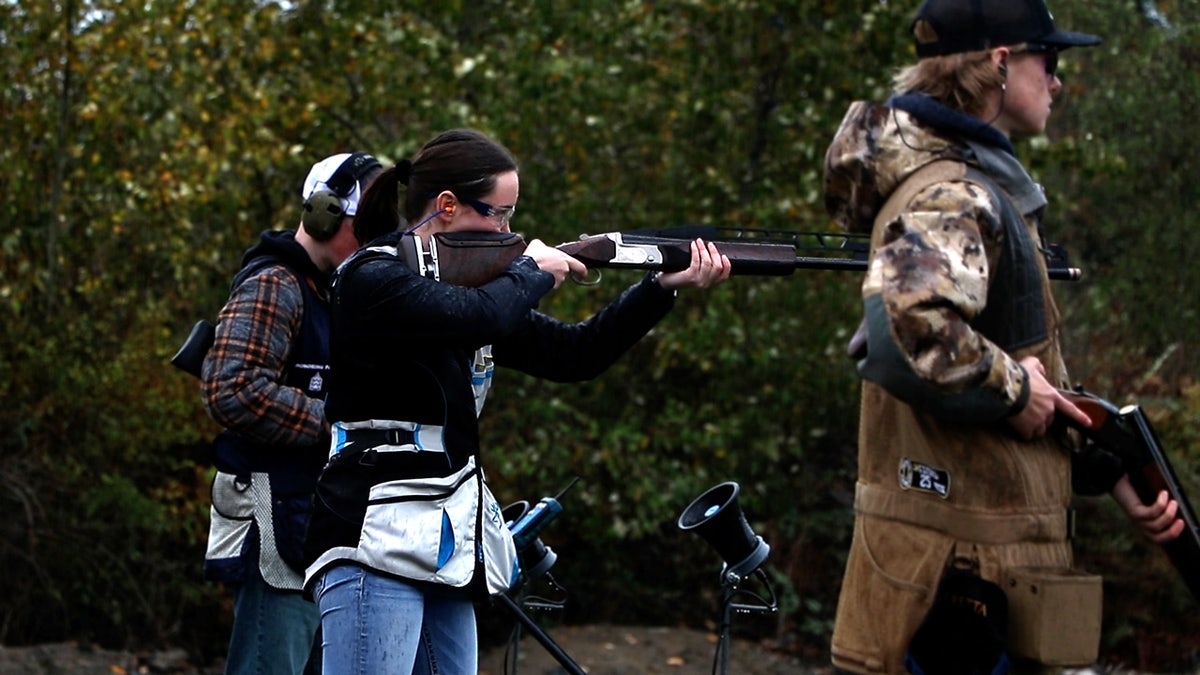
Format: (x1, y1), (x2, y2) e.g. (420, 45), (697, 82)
(892, 47), (1009, 117)
(353, 129), (519, 245)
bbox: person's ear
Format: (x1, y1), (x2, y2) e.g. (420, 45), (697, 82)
(993, 47), (1011, 79)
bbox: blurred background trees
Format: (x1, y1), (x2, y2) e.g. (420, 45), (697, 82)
(1, 0), (1197, 669)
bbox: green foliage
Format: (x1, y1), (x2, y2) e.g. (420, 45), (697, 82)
(2, 0), (1199, 669)
(1031, 2), (1200, 392)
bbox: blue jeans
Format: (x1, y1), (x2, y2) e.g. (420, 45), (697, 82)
(225, 565), (321, 675)
(312, 564), (478, 675)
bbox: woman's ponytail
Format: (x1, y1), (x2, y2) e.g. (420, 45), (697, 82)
(353, 162), (409, 245)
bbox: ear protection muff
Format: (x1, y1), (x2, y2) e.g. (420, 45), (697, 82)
(302, 152), (382, 241)
(302, 191), (347, 240)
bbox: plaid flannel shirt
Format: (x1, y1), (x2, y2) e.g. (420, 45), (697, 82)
(202, 264), (328, 448)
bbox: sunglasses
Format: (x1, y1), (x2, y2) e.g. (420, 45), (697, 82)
(1017, 43), (1059, 78)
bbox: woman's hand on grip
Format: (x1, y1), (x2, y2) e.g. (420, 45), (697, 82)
(525, 239), (587, 288)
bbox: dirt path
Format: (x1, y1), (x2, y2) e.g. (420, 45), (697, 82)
(4, 628), (1189, 674)
(0, 626), (825, 675)
(478, 624), (830, 674)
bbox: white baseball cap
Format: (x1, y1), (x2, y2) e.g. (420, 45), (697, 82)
(302, 152), (381, 216)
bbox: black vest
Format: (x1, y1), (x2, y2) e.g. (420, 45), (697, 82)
(966, 166), (1048, 352)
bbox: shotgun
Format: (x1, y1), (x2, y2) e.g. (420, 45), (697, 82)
(422, 225), (1082, 287)
(172, 227), (1081, 377)
(1060, 388), (1200, 602)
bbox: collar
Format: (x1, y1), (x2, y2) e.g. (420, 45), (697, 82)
(244, 229), (329, 287)
(887, 93), (1017, 157)
(888, 93), (1047, 216)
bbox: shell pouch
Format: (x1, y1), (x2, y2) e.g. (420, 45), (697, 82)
(355, 459), (517, 593)
(1003, 566), (1102, 666)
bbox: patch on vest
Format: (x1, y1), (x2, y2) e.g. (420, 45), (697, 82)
(899, 457), (951, 498)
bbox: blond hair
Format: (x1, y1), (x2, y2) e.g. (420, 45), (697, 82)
(892, 47), (1013, 117)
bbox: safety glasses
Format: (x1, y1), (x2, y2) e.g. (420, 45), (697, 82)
(459, 196), (516, 227)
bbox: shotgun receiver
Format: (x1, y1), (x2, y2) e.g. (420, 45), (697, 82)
(421, 225), (1082, 287)
(1060, 389), (1200, 602)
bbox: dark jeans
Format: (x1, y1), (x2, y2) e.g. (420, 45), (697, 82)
(225, 565), (321, 675)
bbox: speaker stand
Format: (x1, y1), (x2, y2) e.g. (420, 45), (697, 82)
(493, 588), (585, 675)
(713, 567), (779, 675)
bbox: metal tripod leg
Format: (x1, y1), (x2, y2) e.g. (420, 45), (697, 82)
(713, 568), (780, 675)
(493, 593), (586, 675)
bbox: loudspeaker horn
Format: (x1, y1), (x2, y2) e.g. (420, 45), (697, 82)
(678, 481), (769, 583)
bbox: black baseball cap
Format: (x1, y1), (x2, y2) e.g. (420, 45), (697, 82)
(912, 0), (1101, 58)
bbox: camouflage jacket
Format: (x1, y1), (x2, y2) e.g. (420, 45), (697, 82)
(824, 95), (1080, 673)
(827, 94), (1068, 417)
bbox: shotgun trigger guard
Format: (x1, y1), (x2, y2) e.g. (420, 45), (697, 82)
(570, 269), (602, 286)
